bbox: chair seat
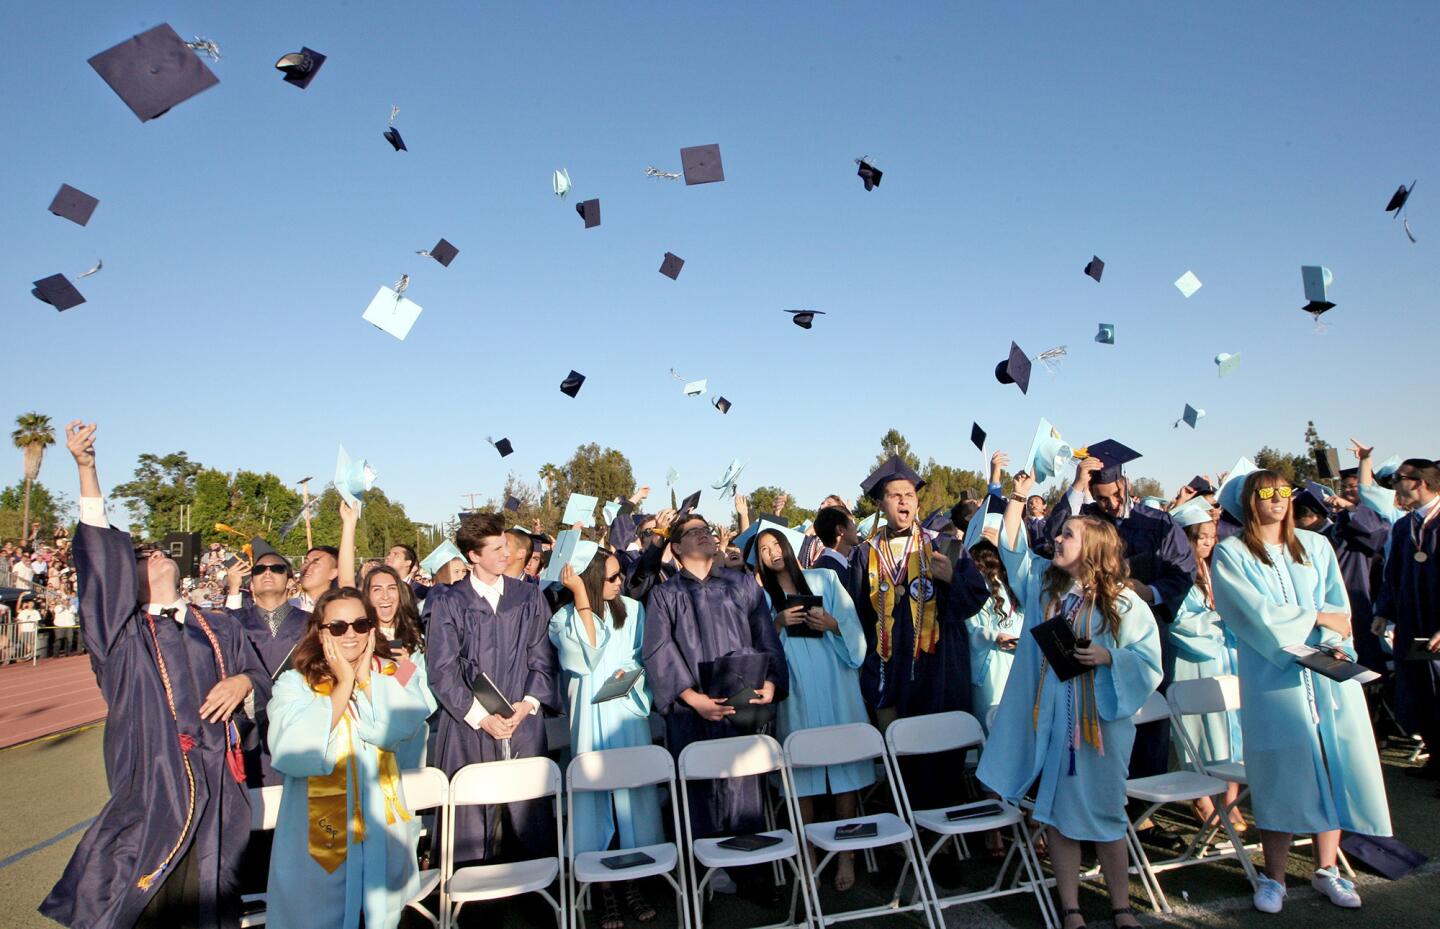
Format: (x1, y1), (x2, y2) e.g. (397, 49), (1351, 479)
(408, 868), (440, 905)
(693, 830), (799, 868)
(1126, 770), (1228, 804)
(574, 843), (679, 884)
(1206, 761), (1247, 785)
(804, 813), (912, 853)
(449, 857), (560, 902)
(913, 801), (1023, 835)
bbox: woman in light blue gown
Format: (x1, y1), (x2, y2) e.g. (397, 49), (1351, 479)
(963, 512), (1023, 731)
(1211, 470), (1392, 914)
(552, 550), (663, 928)
(266, 588), (434, 929)
(977, 472), (1162, 929)
(752, 524), (873, 893)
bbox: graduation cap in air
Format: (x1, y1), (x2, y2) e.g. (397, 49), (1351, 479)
(576, 199), (601, 228)
(1084, 256), (1104, 282)
(786, 310), (825, 329)
(994, 342), (1032, 394)
(1385, 181), (1417, 243)
(1218, 456), (1258, 520)
(712, 396), (732, 414)
(504, 495), (521, 512)
(970, 422), (986, 452)
(488, 436), (514, 458)
(1024, 418), (1075, 484)
(1214, 352), (1241, 377)
(1094, 323), (1115, 345)
(1077, 439), (1140, 484)
(659, 252), (684, 279)
(681, 379), (706, 397)
(674, 490), (702, 524)
(1176, 404), (1205, 429)
(1314, 446), (1342, 479)
(420, 238), (459, 267)
(334, 445), (377, 515)
(561, 493), (599, 527)
(274, 47), (325, 88)
(89, 24), (220, 122)
(559, 370), (586, 398)
(553, 168), (571, 198)
(680, 144), (724, 185)
(31, 274), (86, 311)
(421, 540), (465, 576)
(1174, 271), (1202, 298)
(861, 455), (926, 500)
(712, 459), (746, 499)
(361, 285), (422, 341)
(1187, 475), (1216, 495)
(383, 126), (406, 151)
(49, 184), (99, 226)
(856, 157), (882, 191)
(1169, 499), (1213, 528)
(1301, 265), (1335, 317)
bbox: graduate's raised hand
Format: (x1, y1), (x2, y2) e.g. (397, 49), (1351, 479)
(733, 493), (749, 520)
(66, 421), (98, 467)
(772, 494), (788, 516)
(1073, 456), (1102, 491)
(224, 559), (250, 595)
(630, 485), (651, 505)
(199, 673), (253, 724)
(1012, 470), (1037, 499)
(339, 498), (358, 527)
(989, 451), (1009, 485)
(560, 563), (585, 595)
(1349, 439), (1373, 461)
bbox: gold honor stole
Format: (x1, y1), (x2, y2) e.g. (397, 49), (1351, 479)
(309, 665), (412, 873)
(867, 528), (938, 669)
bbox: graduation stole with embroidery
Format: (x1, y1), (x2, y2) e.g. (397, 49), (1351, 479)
(867, 526), (938, 673)
(1031, 594), (1104, 773)
(308, 662), (411, 873)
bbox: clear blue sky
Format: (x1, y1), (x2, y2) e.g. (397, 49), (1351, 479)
(4, 1), (1435, 529)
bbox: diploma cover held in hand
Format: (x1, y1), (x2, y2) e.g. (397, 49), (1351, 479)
(1029, 615), (1088, 681)
(702, 651), (773, 733)
(590, 667), (645, 704)
(470, 671), (515, 717)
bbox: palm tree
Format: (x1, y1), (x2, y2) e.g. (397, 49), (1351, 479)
(12, 413), (56, 539)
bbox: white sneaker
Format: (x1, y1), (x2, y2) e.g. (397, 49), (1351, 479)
(1253, 875), (1287, 913)
(1312, 867), (1362, 908)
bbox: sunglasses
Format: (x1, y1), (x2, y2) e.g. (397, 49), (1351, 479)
(1255, 486), (1294, 500)
(322, 618), (374, 636)
(252, 563), (289, 576)
(605, 571), (624, 583)
(1394, 473), (1422, 485)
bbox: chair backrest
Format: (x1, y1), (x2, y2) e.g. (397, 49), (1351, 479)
(784, 723), (884, 769)
(678, 734), (784, 780)
(451, 756), (560, 806)
(249, 784), (284, 831)
(568, 745), (675, 793)
(400, 766), (449, 813)
(1167, 675), (1241, 717)
(885, 711), (984, 756)
(1132, 690), (1172, 725)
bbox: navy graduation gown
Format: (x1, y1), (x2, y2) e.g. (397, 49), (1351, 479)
(1374, 508), (1440, 739)
(1319, 507), (1389, 670)
(426, 576), (559, 863)
(642, 566), (789, 838)
(622, 541), (678, 606)
(42, 523), (266, 929)
(228, 602), (310, 786)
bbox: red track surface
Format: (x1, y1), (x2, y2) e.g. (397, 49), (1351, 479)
(0, 656), (107, 749)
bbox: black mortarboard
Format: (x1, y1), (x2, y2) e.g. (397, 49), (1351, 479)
(1296, 482), (1330, 516)
(786, 310), (825, 329)
(31, 274), (86, 311)
(89, 24), (220, 122)
(49, 184), (99, 226)
(857, 159), (882, 191)
(1303, 299), (1335, 317)
(492, 438), (514, 457)
(383, 127), (407, 151)
(970, 422), (986, 451)
(712, 396), (732, 414)
(860, 455), (926, 500)
(275, 47), (326, 89)
(504, 495), (521, 512)
(994, 342), (1032, 394)
(921, 507), (950, 532)
(1314, 447), (1341, 479)
(659, 252), (684, 279)
(680, 144), (724, 185)
(576, 199), (601, 228)
(1082, 440), (1140, 484)
(1339, 467), (1359, 480)
(1084, 256), (1104, 282)
(428, 238), (459, 267)
(559, 370), (585, 398)
(1385, 183), (1413, 215)
(1340, 833), (1427, 881)
(1187, 475), (1215, 495)
(250, 536), (286, 566)
(676, 490), (702, 519)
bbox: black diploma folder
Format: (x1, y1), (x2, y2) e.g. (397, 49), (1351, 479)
(1281, 645), (1380, 684)
(590, 667), (645, 704)
(780, 593), (825, 638)
(718, 833), (785, 852)
(834, 821), (878, 840)
(1405, 638), (1440, 662)
(1029, 616), (1087, 681)
(470, 671), (515, 717)
(600, 851), (656, 870)
(945, 801), (1006, 822)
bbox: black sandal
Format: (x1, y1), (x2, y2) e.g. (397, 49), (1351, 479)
(1112, 906), (1140, 928)
(1062, 907), (1088, 929)
(624, 882), (657, 923)
(597, 886), (624, 929)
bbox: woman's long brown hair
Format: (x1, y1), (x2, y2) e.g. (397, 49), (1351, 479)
(1040, 516), (1131, 639)
(1238, 470), (1308, 567)
(1184, 521), (1215, 609)
(293, 587), (393, 691)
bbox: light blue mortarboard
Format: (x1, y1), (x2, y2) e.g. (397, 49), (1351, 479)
(962, 496), (1007, 551)
(1214, 352), (1242, 377)
(420, 540), (465, 575)
(552, 168), (571, 198)
(712, 459), (746, 499)
(334, 444), (376, 514)
(744, 521), (807, 567)
(1174, 270), (1202, 298)
(561, 493), (599, 527)
(855, 512), (887, 541)
(1025, 418), (1074, 484)
(602, 501), (622, 526)
(683, 379), (707, 397)
(1141, 496), (1169, 510)
(361, 285), (422, 341)
(732, 514), (787, 558)
(1301, 265), (1334, 304)
(1095, 323), (1115, 345)
(1374, 455), (1402, 482)
(1219, 456), (1258, 520)
(539, 529), (598, 588)
(666, 467), (679, 485)
(1170, 499), (1213, 528)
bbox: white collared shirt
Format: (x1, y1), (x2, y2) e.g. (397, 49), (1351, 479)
(146, 598), (189, 625)
(461, 570), (541, 729)
(1414, 494), (1440, 521)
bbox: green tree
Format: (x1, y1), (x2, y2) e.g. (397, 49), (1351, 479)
(11, 412), (56, 535)
(0, 481), (73, 541)
(873, 428), (920, 471)
(746, 486), (816, 527)
(109, 451), (204, 540)
(917, 461), (989, 519)
(1254, 447), (1317, 485)
(549, 443), (636, 528)
(1130, 476), (1166, 501)
(293, 486), (420, 559)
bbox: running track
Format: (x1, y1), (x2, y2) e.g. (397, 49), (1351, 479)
(0, 656), (106, 749)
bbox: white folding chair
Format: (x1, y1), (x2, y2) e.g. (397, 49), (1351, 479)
(400, 766), (449, 929)
(677, 735), (812, 929)
(447, 757), (566, 929)
(784, 723), (938, 929)
(885, 712), (1057, 929)
(1124, 691), (1256, 913)
(239, 784), (284, 928)
(566, 746), (689, 929)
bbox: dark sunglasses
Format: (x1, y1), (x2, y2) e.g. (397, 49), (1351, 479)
(252, 563), (289, 576)
(605, 571), (624, 583)
(322, 618), (374, 636)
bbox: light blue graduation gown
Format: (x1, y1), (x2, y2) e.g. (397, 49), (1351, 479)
(1211, 531), (1392, 836)
(774, 569), (875, 797)
(383, 648), (436, 772)
(1358, 483), (1403, 527)
(266, 664), (434, 929)
(549, 596), (664, 854)
(1169, 584), (1242, 766)
(966, 586), (1022, 731)
(977, 529), (1163, 842)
